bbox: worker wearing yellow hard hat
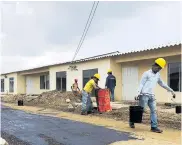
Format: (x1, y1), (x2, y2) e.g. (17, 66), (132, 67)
(107, 69), (112, 73)
(154, 58), (166, 69)
(81, 73), (101, 115)
(130, 58), (176, 133)
(105, 69), (116, 102)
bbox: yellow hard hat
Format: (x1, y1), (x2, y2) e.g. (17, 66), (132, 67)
(94, 73), (100, 80)
(107, 69), (112, 73)
(155, 58), (166, 68)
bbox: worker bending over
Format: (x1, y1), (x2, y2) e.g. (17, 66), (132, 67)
(81, 74), (100, 115)
(105, 69), (116, 102)
(130, 58), (176, 133)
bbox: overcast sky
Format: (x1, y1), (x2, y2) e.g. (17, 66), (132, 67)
(0, 1), (181, 73)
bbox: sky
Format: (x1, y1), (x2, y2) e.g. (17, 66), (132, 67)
(0, 1), (181, 73)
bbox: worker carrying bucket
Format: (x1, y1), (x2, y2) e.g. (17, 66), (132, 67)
(129, 58), (176, 133)
(81, 74), (101, 115)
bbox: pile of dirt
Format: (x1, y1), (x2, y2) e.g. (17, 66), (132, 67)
(1, 90), (82, 110)
(26, 90), (82, 110)
(31, 90), (80, 102)
(1, 94), (26, 103)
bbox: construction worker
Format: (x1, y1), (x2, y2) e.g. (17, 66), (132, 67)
(90, 76), (100, 111)
(71, 79), (80, 96)
(81, 74), (101, 115)
(129, 58), (176, 133)
(105, 69), (116, 102)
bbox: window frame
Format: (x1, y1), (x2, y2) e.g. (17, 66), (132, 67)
(82, 68), (98, 88)
(9, 77), (14, 93)
(168, 62), (181, 92)
(40, 74), (49, 90)
(56, 71), (67, 91)
(46, 74), (49, 89)
(82, 68), (98, 96)
(1, 79), (5, 92)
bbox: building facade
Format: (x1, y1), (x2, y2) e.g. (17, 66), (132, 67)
(1, 43), (181, 103)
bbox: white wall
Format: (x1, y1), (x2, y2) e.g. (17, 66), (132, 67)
(0, 73), (18, 94)
(49, 58), (111, 91)
(24, 73), (50, 94)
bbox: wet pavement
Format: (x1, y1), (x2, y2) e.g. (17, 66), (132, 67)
(1, 105), (135, 145)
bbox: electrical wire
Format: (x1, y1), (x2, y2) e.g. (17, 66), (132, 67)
(71, 1), (99, 62)
(72, 2), (96, 62)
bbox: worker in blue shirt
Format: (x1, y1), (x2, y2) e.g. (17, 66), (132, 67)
(129, 58), (176, 133)
(105, 69), (116, 102)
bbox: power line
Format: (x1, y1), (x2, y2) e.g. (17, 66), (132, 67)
(73, 1), (99, 61)
(72, 2), (96, 62)
(72, 1), (99, 62)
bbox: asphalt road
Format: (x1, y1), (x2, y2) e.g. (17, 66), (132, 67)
(1, 105), (136, 145)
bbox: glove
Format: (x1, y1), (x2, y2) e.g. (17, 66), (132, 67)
(171, 92), (176, 98)
(135, 96), (140, 100)
(173, 94), (176, 99)
(135, 91), (141, 100)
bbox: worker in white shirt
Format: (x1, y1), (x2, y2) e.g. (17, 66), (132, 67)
(129, 58), (176, 133)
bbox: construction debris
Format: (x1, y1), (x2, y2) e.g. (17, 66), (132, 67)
(68, 104), (74, 109)
(66, 99), (71, 103)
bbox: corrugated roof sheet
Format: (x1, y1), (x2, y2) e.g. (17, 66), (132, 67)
(69, 42), (181, 62)
(115, 42), (181, 56)
(1, 42), (181, 75)
(72, 42), (181, 62)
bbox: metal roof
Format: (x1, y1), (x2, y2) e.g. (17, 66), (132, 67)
(72, 42), (181, 62)
(0, 51), (120, 75)
(1, 42), (181, 75)
(114, 42), (181, 56)
(70, 42), (181, 62)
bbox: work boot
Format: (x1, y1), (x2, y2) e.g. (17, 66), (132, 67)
(94, 109), (100, 114)
(151, 127), (163, 133)
(129, 122), (135, 128)
(81, 112), (87, 115)
(87, 111), (93, 114)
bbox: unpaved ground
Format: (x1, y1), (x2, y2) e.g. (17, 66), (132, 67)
(1, 91), (181, 130)
(2, 103), (181, 145)
(110, 139), (180, 145)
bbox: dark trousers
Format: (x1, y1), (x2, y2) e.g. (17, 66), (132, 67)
(109, 87), (115, 102)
